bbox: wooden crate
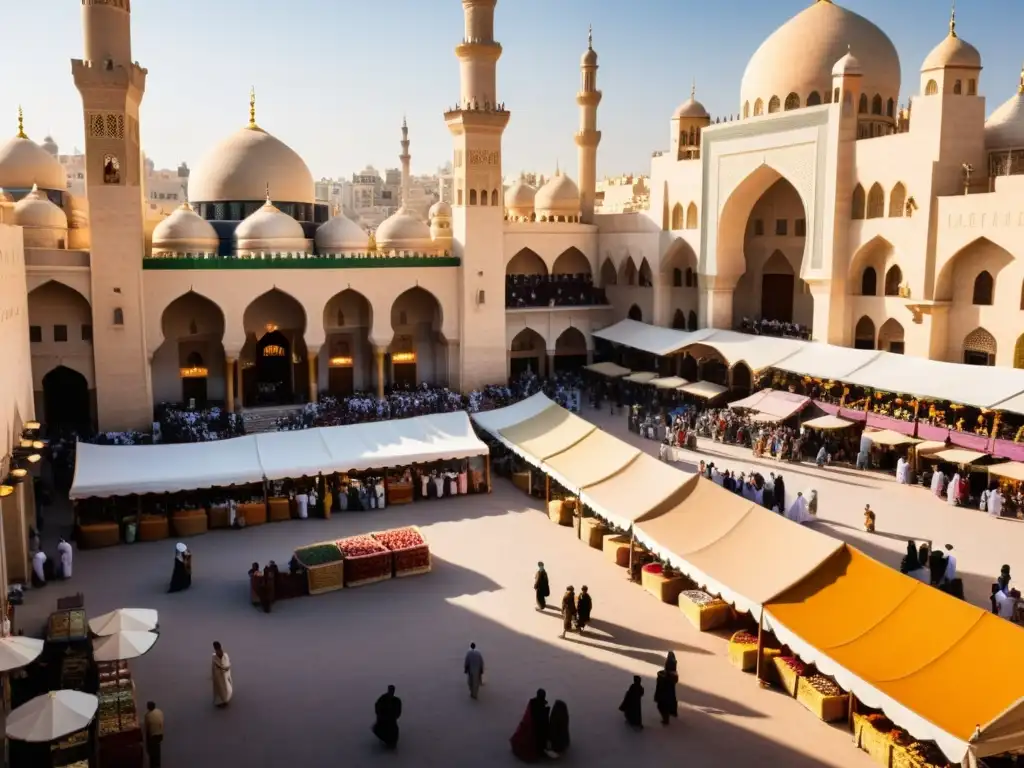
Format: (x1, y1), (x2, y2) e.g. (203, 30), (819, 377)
(602, 534), (632, 567)
(772, 656), (804, 698)
(239, 502), (266, 526)
(678, 591), (730, 632)
(580, 518), (608, 549)
(268, 497), (292, 522)
(208, 505), (231, 529)
(854, 713), (896, 767)
(641, 570), (687, 605)
(137, 515), (169, 542)
(171, 510), (208, 538)
(890, 743), (948, 768)
(77, 523), (120, 549)
(796, 677), (848, 722)
(393, 546), (431, 578)
(343, 551), (393, 587)
(547, 500), (572, 526)
(306, 561), (344, 595)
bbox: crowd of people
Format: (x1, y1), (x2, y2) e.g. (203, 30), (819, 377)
(505, 273), (608, 308)
(156, 404), (244, 443)
(736, 317), (811, 339)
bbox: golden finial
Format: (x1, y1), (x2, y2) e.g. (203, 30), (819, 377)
(587, 24), (593, 51)
(1019, 62), (1024, 94)
(248, 87), (257, 129)
(16, 106), (26, 139)
(368, 232), (377, 252)
(265, 183), (271, 203)
(949, 0), (957, 37)
(691, 78), (696, 100)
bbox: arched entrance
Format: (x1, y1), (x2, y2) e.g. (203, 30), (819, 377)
(672, 309), (686, 329)
(628, 304), (643, 321)
(731, 362), (752, 391)
(687, 310), (698, 331)
(156, 290), (226, 408)
(323, 289), (373, 397)
(699, 357), (728, 386)
(28, 281), (94, 427)
(600, 258), (617, 287)
(760, 250), (795, 322)
(510, 328), (546, 377)
(554, 327), (587, 372)
(241, 289), (307, 407)
(854, 316), (876, 350)
(877, 318), (905, 354)
(181, 351), (208, 406)
(679, 353), (698, 381)
(963, 327), (996, 366)
(506, 248), (548, 308)
(43, 366), (91, 434)
(390, 287), (445, 388)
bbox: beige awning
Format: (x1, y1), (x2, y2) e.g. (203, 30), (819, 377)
(679, 380), (728, 400)
(932, 448), (988, 465)
(579, 455), (693, 531)
(729, 389), (810, 420)
(499, 405), (596, 461)
(802, 415), (854, 430)
(988, 462), (1024, 482)
(623, 371), (658, 384)
(585, 362), (630, 378)
(634, 477), (843, 615)
(649, 376), (689, 389)
(914, 440), (948, 457)
(864, 429), (921, 447)
(544, 429), (641, 490)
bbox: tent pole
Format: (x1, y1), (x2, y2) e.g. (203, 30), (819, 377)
(545, 475), (550, 505)
(485, 454), (491, 493)
(755, 611), (764, 682)
(848, 692), (855, 730)
(628, 530), (635, 581)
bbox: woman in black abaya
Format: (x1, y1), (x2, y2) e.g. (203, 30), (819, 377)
(168, 542), (192, 593)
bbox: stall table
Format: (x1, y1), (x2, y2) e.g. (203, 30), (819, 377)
(238, 501), (266, 526)
(137, 514), (169, 542)
(76, 522), (120, 549)
(97, 659), (143, 768)
(171, 508), (208, 537)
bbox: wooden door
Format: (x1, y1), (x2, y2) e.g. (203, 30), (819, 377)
(761, 274), (794, 322)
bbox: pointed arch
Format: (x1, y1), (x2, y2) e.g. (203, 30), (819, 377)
(768, 96), (781, 113)
(242, 288), (306, 337)
(554, 326), (586, 355)
(323, 288), (373, 331)
(506, 247), (548, 276)
(854, 316), (876, 350)
(627, 304), (643, 321)
(847, 234), (895, 288)
(866, 183), (885, 219)
(935, 237), (1014, 302)
(753, 98), (764, 116)
(963, 327), (996, 366)
(884, 265), (903, 296)
(660, 237), (697, 279)
(509, 327), (545, 354)
(784, 93), (800, 111)
(925, 80), (938, 96)
(743, 101), (750, 119)
(886, 98), (895, 117)
(973, 270), (994, 305)
(889, 182), (906, 217)
(878, 318), (905, 354)
(620, 256), (638, 286)
(42, 366), (91, 433)
(671, 202), (684, 230)
(28, 280), (93, 346)
(861, 267), (877, 296)
(391, 286), (443, 335)
(161, 290), (226, 342)
(685, 202), (698, 230)
(600, 257), (617, 287)
(858, 93), (869, 114)
(1015, 335), (1024, 369)
(672, 309), (686, 329)
(687, 310), (698, 332)
(638, 258), (653, 287)
(552, 246), (591, 276)
(807, 91), (822, 107)
(851, 184), (866, 220)
(871, 94), (883, 115)
(731, 362), (753, 390)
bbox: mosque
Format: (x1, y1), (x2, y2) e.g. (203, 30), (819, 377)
(2, 0), (1024, 434)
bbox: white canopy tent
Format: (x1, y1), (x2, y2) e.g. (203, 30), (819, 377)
(592, 319), (713, 356)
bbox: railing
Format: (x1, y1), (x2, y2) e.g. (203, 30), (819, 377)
(143, 254), (460, 270)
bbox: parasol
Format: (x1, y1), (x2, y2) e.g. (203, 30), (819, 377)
(6, 690), (98, 742)
(88, 608), (158, 637)
(0, 635), (44, 673)
(92, 630), (159, 662)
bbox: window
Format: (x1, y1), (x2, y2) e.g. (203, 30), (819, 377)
(871, 94), (882, 114)
(968, 79), (977, 96)
(672, 268), (682, 288)
(953, 80), (962, 95)
(29, 325), (41, 343)
(861, 267), (877, 296)
(884, 265), (903, 296)
(973, 271), (994, 305)
(743, 101), (750, 118)
(866, 183), (885, 219)
(807, 91), (822, 107)
(102, 154), (121, 184)
(53, 324), (68, 342)
(671, 203), (684, 230)
(794, 218), (806, 237)
(886, 98), (895, 117)
(480, 189), (488, 206)
(775, 219), (788, 236)
(852, 184), (866, 220)
(753, 99), (764, 116)
(925, 80), (938, 96)
(833, 87), (841, 103)
(685, 203), (698, 229)
(685, 267), (694, 287)
(113, 308), (124, 326)
(889, 183), (906, 217)
(768, 96), (781, 113)
(81, 324), (92, 342)
(491, 190), (498, 206)
(784, 93), (800, 111)
(859, 94), (868, 114)
(753, 219), (765, 236)
(469, 189), (477, 205)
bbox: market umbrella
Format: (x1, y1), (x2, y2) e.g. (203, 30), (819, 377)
(6, 690), (98, 742)
(88, 608), (158, 637)
(0, 635), (44, 673)
(92, 631), (159, 662)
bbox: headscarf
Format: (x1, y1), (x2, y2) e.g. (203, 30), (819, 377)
(901, 541), (919, 573)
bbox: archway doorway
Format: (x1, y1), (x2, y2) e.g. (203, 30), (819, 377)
(43, 366), (91, 434)
(241, 289), (308, 407)
(963, 327), (996, 367)
(324, 289), (373, 396)
(628, 304), (643, 321)
(181, 352), (209, 407)
(854, 316), (876, 350)
(156, 290), (226, 407)
(731, 363), (752, 391)
(699, 358), (728, 386)
(679, 353), (697, 381)
(687, 310), (698, 331)
(877, 318), (905, 354)
(672, 309), (686, 329)
(510, 328), (546, 377)
(253, 330), (293, 405)
(761, 250), (795, 323)
(554, 327), (587, 372)
(390, 286), (445, 388)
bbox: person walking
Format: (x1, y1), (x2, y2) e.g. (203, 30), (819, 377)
(559, 586), (576, 639)
(212, 641), (233, 708)
(534, 562), (550, 611)
(619, 675), (645, 729)
(464, 642), (484, 700)
(372, 685), (402, 749)
(654, 670), (678, 725)
(575, 585), (592, 634)
(143, 701), (164, 767)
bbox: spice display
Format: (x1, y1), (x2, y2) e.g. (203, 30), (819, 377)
(778, 656), (808, 675)
(730, 631), (758, 646)
(337, 535), (388, 557)
(681, 590), (718, 606)
(641, 562), (663, 575)
(904, 741), (951, 766)
(804, 674), (842, 697)
(293, 542), (343, 567)
(372, 527), (425, 551)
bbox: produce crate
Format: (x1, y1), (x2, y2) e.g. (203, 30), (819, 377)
(891, 742), (951, 768)
(796, 674), (848, 722)
(548, 500), (572, 526)
(512, 471), (532, 495)
(208, 504), (231, 529)
(772, 656), (806, 698)
(854, 712), (897, 767)
(343, 551), (393, 587)
(77, 522), (120, 549)
(726, 631), (778, 672)
(268, 497), (291, 522)
(679, 590), (731, 632)
(306, 562), (344, 595)
(603, 534), (633, 567)
(579, 517), (608, 549)
(393, 546), (431, 577)
(641, 568), (687, 605)
(137, 515), (169, 542)
(293, 542), (344, 569)
(171, 509), (208, 537)
(239, 502), (266, 526)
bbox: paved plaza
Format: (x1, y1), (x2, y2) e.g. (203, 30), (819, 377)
(16, 404), (1021, 767)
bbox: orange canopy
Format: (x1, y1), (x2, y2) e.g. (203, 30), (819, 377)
(765, 547), (1024, 761)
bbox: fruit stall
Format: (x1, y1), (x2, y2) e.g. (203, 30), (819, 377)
(337, 535), (392, 587)
(295, 542), (346, 595)
(97, 660), (143, 768)
(373, 527), (431, 577)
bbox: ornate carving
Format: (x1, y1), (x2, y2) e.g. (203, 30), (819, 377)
(83, 0), (130, 10)
(468, 149), (499, 166)
(87, 111), (125, 140)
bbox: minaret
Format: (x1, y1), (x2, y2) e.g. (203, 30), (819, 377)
(72, 0), (152, 431)
(445, 0), (509, 391)
(399, 116), (411, 210)
(575, 25), (602, 224)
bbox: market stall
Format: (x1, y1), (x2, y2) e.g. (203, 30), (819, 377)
(583, 361), (631, 378)
(729, 389), (810, 421)
(678, 380), (729, 401)
(801, 415), (855, 431)
(622, 371), (658, 384)
(498, 405), (596, 464)
(578, 455), (692, 533)
(542, 429), (641, 493)
(647, 376), (688, 390)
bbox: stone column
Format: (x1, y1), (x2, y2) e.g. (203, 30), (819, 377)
(698, 273), (738, 330)
(586, 349), (594, 365)
(374, 347), (386, 400)
(225, 357), (236, 413)
(547, 351), (556, 378)
(236, 360), (245, 409)
(307, 351), (319, 404)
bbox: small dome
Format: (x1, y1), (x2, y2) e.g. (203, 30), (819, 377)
(13, 185), (67, 229)
(189, 125), (314, 205)
(581, 48), (598, 68)
(152, 202), (220, 254)
(234, 199), (307, 252)
(922, 31), (981, 72)
(41, 136), (58, 157)
(985, 80), (1024, 151)
(375, 208), (433, 251)
(535, 170), (580, 218)
(505, 175), (536, 217)
(315, 210), (368, 253)
(674, 84), (709, 119)
(0, 188), (13, 204)
(428, 200), (452, 220)
(0, 135), (67, 191)
(832, 50), (863, 77)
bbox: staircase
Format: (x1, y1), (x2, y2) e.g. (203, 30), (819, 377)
(240, 404), (306, 434)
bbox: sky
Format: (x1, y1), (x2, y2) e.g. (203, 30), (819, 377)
(2, 0), (1023, 182)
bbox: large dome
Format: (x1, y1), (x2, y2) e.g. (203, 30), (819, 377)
(375, 208), (432, 252)
(985, 83), (1024, 152)
(152, 202), (220, 255)
(315, 210), (368, 253)
(0, 135), (67, 191)
(535, 170), (580, 219)
(188, 125), (314, 204)
(741, 1), (900, 114)
(235, 199), (307, 253)
(13, 185), (67, 229)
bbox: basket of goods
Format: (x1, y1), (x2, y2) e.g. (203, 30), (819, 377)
(337, 536), (392, 587)
(239, 501), (267, 526)
(679, 590), (731, 632)
(294, 542), (345, 595)
(372, 527), (431, 577)
(76, 522), (120, 549)
(854, 712), (899, 766)
(772, 656), (807, 697)
(171, 508), (208, 537)
(796, 673), (848, 722)
(47, 610), (71, 642)
(727, 630), (761, 672)
(268, 497), (292, 522)
(579, 517), (609, 549)
(548, 499), (573, 526)
(137, 514), (170, 542)
(602, 534), (635, 567)
(641, 563), (687, 605)
(891, 740), (953, 768)
(208, 504), (231, 529)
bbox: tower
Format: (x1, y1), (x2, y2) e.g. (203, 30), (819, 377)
(72, 0), (152, 431)
(399, 116), (411, 209)
(445, 0), (510, 390)
(575, 26), (602, 223)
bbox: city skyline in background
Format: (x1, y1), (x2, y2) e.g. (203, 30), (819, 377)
(3, 0), (1023, 181)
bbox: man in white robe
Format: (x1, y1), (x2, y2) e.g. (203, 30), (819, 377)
(785, 493), (813, 525)
(295, 492), (308, 520)
(57, 539), (73, 579)
(930, 470), (945, 497)
(947, 473), (961, 505)
(895, 457), (910, 484)
(989, 488), (1004, 518)
(31, 550), (46, 587)
(212, 641), (233, 707)
(942, 545), (957, 584)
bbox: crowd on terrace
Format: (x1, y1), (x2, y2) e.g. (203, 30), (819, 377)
(506, 273), (608, 308)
